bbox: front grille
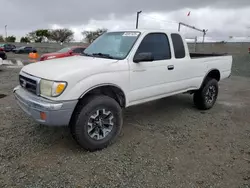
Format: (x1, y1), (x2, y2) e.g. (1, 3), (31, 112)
(19, 75), (37, 94)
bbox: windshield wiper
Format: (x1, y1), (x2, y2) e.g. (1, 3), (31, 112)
(92, 53), (115, 59)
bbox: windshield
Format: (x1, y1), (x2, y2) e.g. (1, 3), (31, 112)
(84, 31), (141, 60)
(57, 47), (71, 53)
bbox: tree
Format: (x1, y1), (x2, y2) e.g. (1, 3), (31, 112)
(49, 28), (74, 43)
(28, 29), (50, 42)
(82, 28), (107, 43)
(20, 37), (30, 43)
(0, 35), (4, 42)
(5, 35), (16, 42)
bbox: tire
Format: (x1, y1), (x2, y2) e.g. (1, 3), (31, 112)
(70, 95), (123, 151)
(193, 78), (219, 110)
(3, 54), (7, 60)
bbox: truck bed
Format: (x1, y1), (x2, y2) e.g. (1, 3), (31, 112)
(190, 52), (228, 59)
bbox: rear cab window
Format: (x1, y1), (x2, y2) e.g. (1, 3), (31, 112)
(171, 33), (186, 59)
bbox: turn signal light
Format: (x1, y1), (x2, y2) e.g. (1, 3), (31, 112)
(40, 112), (46, 120)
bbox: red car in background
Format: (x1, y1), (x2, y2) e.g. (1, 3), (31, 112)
(40, 45), (88, 61)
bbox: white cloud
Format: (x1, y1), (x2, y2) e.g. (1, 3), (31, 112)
(48, 7), (250, 42)
(2, 5), (250, 42)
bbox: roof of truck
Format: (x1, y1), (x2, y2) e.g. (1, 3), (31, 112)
(108, 28), (180, 34)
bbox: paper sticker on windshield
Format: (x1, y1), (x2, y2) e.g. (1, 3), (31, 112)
(123, 32), (139, 37)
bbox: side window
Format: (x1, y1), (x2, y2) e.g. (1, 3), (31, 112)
(171, 34), (185, 59)
(25, 47), (33, 52)
(135, 33), (171, 61)
(73, 48), (84, 53)
(80, 48), (86, 53)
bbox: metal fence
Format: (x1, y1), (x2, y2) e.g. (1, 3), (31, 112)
(3, 42), (250, 54)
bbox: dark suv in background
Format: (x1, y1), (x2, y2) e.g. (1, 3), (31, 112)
(12, 46), (36, 54)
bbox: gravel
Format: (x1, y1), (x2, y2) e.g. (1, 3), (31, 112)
(0, 54), (250, 188)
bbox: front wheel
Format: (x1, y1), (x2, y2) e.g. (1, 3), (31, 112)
(70, 95), (123, 151)
(193, 78), (219, 110)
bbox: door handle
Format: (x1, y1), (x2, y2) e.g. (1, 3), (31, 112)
(167, 65), (174, 70)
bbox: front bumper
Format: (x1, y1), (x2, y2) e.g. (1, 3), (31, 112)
(13, 85), (78, 126)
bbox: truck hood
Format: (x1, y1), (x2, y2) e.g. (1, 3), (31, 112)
(21, 55), (119, 81)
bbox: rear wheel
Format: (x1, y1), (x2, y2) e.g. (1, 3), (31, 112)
(70, 95), (123, 151)
(193, 78), (219, 110)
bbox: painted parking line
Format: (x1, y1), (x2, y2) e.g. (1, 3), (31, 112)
(1, 59), (25, 69)
(5, 65), (24, 68)
(3, 60), (24, 66)
(1, 59), (35, 69)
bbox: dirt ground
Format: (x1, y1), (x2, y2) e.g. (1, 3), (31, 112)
(0, 54), (250, 188)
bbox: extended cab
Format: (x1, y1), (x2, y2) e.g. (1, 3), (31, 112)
(13, 29), (232, 151)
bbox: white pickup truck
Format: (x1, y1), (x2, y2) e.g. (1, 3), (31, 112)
(13, 29), (232, 151)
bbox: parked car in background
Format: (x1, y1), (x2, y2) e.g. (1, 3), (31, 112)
(0, 44), (16, 52)
(39, 46), (88, 61)
(13, 46), (36, 54)
(0, 51), (7, 60)
(0, 44), (5, 51)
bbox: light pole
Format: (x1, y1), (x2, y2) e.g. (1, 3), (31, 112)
(5, 25), (7, 39)
(136, 11), (142, 29)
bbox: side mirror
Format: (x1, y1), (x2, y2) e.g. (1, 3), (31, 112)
(133, 52), (154, 63)
(69, 50), (73, 55)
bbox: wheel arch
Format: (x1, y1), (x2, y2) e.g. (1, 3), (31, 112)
(206, 69), (221, 81)
(200, 69), (220, 89)
(79, 84), (127, 108)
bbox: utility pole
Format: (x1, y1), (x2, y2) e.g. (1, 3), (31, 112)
(5, 25), (7, 39)
(202, 29), (208, 43)
(178, 23), (181, 32)
(136, 11), (142, 29)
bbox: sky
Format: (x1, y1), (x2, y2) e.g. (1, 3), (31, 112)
(1, 0), (250, 42)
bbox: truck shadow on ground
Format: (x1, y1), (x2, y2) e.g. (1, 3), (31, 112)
(124, 94), (194, 118)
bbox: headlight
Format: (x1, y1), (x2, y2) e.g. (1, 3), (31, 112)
(40, 79), (67, 97)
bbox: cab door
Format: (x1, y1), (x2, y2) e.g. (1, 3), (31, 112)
(128, 32), (176, 103)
